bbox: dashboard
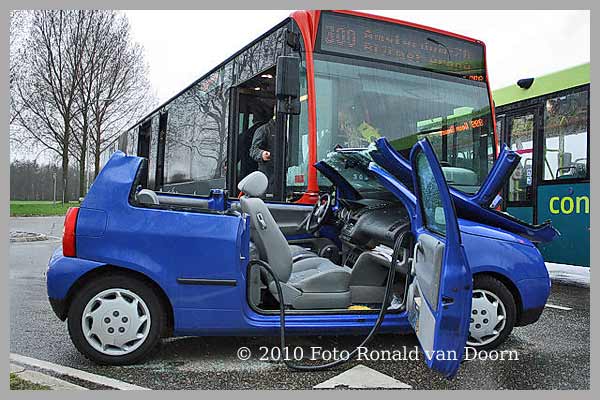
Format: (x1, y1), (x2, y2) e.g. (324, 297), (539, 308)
(336, 198), (410, 249)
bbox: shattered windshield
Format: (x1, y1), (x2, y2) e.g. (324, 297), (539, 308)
(321, 149), (389, 193)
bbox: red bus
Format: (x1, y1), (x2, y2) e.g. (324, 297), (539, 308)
(111, 10), (498, 203)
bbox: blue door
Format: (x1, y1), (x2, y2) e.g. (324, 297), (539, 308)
(406, 139), (473, 378)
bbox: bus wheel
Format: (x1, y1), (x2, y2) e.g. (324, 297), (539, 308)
(466, 275), (516, 351)
(67, 274), (163, 365)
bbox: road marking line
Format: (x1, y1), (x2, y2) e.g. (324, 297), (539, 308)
(545, 303), (573, 311)
(314, 364), (412, 389)
(10, 353), (149, 390)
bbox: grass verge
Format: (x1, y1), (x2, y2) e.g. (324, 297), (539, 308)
(10, 201), (79, 217)
(10, 373), (51, 390)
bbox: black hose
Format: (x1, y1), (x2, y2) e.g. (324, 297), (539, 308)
(249, 232), (407, 371)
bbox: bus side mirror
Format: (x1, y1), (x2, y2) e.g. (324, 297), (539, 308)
(276, 56), (301, 115)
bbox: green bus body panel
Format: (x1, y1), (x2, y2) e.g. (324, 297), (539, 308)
(506, 206), (533, 224)
(537, 183), (590, 266)
(493, 63), (590, 107)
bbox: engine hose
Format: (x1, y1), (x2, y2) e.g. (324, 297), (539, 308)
(249, 232), (407, 371)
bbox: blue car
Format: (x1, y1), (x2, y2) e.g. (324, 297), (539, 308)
(47, 138), (552, 377)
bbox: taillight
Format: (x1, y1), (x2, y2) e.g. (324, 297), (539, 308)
(63, 207), (79, 257)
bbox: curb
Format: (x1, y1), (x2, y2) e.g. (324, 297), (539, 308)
(10, 353), (150, 390)
(11, 364), (87, 390)
(546, 262), (590, 288)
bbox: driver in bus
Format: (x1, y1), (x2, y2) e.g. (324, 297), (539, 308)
(337, 104), (381, 148)
(249, 107), (276, 192)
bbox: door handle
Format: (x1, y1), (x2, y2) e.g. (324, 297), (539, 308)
(414, 241), (424, 258)
(411, 242), (422, 276)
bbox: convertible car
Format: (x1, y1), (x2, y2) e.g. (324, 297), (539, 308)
(46, 138), (553, 378)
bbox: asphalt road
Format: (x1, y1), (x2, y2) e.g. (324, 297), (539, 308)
(9, 216), (590, 389)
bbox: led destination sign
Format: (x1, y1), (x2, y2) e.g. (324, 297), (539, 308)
(317, 12), (486, 80)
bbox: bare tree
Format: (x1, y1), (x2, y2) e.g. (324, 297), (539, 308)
(13, 11), (92, 202)
(71, 11), (116, 197)
(9, 10), (29, 125)
(12, 10), (155, 199)
(87, 14), (155, 178)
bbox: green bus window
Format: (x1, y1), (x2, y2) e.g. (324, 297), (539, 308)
(543, 89), (589, 180)
(508, 113), (534, 202)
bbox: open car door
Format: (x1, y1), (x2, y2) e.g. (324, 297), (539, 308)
(371, 137), (559, 243)
(406, 138), (472, 378)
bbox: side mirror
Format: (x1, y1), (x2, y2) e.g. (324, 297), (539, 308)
(276, 56), (300, 115)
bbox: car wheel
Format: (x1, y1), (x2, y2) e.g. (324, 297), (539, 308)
(466, 275), (516, 351)
(67, 274), (163, 365)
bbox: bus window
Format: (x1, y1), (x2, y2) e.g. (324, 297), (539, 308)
(126, 128), (138, 156)
(543, 89), (589, 180)
(313, 57), (493, 194)
(148, 114), (160, 190)
(507, 113), (535, 202)
(162, 64), (233, 196)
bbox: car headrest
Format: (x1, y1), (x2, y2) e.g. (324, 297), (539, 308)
(237, 171), (268, 197)
(137, 189), (159, 205)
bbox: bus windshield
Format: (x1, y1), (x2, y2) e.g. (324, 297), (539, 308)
(314, 55), (494, 194)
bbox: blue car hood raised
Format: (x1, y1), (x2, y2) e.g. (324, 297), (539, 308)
(369, 138), (559, 243)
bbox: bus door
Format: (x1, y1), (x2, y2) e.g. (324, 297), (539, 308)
(501, 107), (540, 223)
(227, 72), (313, 237)
(536, 87), (590, 266)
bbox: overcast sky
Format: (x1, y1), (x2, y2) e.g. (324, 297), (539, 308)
(125, 10), (590, 104)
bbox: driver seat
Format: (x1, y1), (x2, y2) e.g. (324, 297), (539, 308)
(238, 171), (352, 309)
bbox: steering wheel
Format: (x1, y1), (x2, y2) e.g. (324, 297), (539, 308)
(302, 193), (333, 234)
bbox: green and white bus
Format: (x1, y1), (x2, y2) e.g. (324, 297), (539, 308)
(494, 63), (590, 267)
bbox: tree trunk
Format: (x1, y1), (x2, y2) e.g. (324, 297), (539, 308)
(78, 149), (86, 198)
(94, 138), (101, 178)
(78, 120), (88, 198)
(62, 115), (70, 203)
(61, 147), (69, 203)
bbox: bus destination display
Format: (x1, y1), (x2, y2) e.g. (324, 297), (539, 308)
(317, 12), (486, 80)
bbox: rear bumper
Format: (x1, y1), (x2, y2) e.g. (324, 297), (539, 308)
(46, 247), (105, 321)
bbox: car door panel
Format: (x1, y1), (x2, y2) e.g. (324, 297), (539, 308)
(412, 233), (444, 313)
(405, 139), (472, 378)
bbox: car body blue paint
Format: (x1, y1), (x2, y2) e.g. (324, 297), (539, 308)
(47, 146), (551, 360)
(407, 139), (473, 377)
(372, 137), (559, 243)
(368, 158), (549, 314)
(46, 247), (105, 300)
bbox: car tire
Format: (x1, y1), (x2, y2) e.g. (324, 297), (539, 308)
(67, 273), (163, 365)
(467, 275), (516, 351)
